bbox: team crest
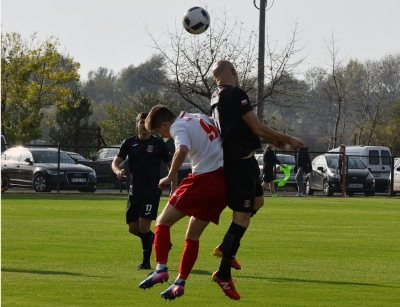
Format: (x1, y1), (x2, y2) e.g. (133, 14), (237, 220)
(244, 200), (250, 208)
(147, 145), (153, 152)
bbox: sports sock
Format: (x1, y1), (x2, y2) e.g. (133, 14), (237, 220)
(140, 231), (153, 265)
(218, 222), (246, 279)
(178, 238), (199, 280)
(154, 224), (171, 264)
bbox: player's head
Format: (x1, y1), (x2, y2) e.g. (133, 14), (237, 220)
(136, 112), (150, 136)
(212, 60), (239, 87)
(145, 105), (176, 138)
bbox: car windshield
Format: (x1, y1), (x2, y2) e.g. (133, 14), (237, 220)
(326, 155), (366, 169)
(32, 151), (76, 164)
(326, 156), (339, 168)
(347, 157), (366, 169)
(277, 155), (295, 164)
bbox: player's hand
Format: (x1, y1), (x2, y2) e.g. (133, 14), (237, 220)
(116, 169), (125, 180)
(159, 176), (172, 190)
(272, 140), (286, 149)
(288, 137), (304, 150)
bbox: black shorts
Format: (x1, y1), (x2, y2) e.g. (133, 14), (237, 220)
(224, 156), (263, 213)
(126, 191), (161, 223)
(263, 168), (274, 182)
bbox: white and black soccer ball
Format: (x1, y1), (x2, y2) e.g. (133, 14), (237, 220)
(182, 7), (210, 35)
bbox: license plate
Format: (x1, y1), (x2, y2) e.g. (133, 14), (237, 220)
(71, 178), (86, 183)
(348, 183), (363, 188)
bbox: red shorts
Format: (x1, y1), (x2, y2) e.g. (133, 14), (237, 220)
(168, 168), (228, 224)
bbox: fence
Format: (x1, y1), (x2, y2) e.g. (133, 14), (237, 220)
(1, 144), (398, 196)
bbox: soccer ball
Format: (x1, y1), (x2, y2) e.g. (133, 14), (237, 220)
(182, 7), (210, 35)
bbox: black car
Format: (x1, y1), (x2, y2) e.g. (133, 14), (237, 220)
(306, 154), (375, 196)
(1, 147), (97, 192)
(65, 151), (91, 167)
(89, 146), (130, 188)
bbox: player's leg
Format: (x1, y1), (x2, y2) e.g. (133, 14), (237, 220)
(138, 203), (186, 289)
(213, 158), (258, 300)
(160, 217), (209, 300)
(126, 195), (150, 269)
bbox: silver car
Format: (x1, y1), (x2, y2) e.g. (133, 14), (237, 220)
(255, 153), (300, 188)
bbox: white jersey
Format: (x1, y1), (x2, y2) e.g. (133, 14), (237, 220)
(170, 112), (223, 175)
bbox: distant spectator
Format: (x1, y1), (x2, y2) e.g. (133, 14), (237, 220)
(295, 147), (312, 196)
(261, 143), (282, 197)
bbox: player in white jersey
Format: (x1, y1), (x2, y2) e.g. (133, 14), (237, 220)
(138, 105), (228, 300)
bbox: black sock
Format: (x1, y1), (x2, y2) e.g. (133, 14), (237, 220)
(140, 231), (153, 265)
(251, 209), (258, 217)
(218, 222), (246, 279)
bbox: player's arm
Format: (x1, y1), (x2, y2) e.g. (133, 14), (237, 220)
(165, 160), (178, 192)
(242, 111), (304, 150)
(159, 145), (188, 190)
(112, 156), (125, 179)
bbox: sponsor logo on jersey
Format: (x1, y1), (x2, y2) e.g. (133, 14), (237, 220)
(241, 99), (249, 105)
(244, 200), (250, 208)
(132, 144), (138, 147)
(147, 145), (153, 152)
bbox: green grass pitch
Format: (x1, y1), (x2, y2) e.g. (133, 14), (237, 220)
(1, 194), (400, 306)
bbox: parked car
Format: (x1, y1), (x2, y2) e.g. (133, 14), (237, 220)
(329, 146), (391, 192)
(65, 151), (91, 167)
(1, 147), (97, 192)
(1, 135), (8, 154)
(89, 146), (170, 189)
(388, 158), (400, 196)
(306, 154), (375, 196)
(255, 153), (302, 188)
(89, 146), (130, 188)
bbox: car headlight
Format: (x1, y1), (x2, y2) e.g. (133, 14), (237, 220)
(89, 171), (96, 176)
(48, 170), (65, 175)
(366, 173), (373, 180)
(330, 173), (340, 179)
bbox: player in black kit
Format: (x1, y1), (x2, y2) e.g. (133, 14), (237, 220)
(112, 112), (176, 270)
(210, 60), (304, 300)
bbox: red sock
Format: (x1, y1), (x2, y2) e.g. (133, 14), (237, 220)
(178, 239), (199, 280)
(154, 224), (170, 264)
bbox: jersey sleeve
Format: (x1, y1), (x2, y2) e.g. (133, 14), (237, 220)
(117, 139), (129, 160)
(233, 88), (254, 116)
(160, 141), (172, 164)
(170, 123), (191, 151)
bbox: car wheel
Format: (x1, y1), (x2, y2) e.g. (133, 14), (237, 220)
(306, 179), (314, 195)
(364, 191), (375, 196)
(323, 180), (334, 196)
(1, 174), (10, 192)
(33, 174), (51, 192)
(347, 192), (354, 197)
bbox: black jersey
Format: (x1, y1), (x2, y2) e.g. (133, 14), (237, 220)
(117, 135), (172, 192)
(210, 85), (261, 160)
(263, 148), (281, 169)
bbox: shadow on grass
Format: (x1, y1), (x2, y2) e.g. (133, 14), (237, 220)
(240, 275), (398, 288)
(181, 270), (398, 289)
(2, 267), (110, 279)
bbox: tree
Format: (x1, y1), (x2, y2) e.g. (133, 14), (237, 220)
(48, 89), (97, 154)
(100, 89), (185, 145)
(145, 11), (306, 115)
(1, 32), (80, 144)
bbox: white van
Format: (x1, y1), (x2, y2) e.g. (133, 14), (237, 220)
(329, 146), (392, 193)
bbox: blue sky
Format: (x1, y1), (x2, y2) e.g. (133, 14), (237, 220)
(2, 0), (399, 80)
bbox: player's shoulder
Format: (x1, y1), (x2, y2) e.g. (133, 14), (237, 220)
(121, 135), (138, 145)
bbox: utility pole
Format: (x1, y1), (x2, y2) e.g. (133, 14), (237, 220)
(254, 0), (274, 122)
